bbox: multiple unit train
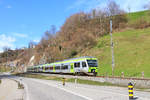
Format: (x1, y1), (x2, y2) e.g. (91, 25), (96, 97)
(27, 56), (98, 76)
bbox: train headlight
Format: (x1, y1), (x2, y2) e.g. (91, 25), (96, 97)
(92, 69), (95, 73)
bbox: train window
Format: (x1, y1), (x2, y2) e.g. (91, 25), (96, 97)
(82, 62), (87, 67)
(87, 60), (98, 67)
(61, 65), (68, 70)
(64, 65), (68, 69)
(49, 67), (53, 70)
(55, 66), (60, 70)
(74, 62), (80, 68)
(45, 67), (49, 70)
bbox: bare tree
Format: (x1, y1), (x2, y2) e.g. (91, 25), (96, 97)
(44, 25), (56, 40)
(128, 5), (131, 13)
(106, 0), (124, 16)
(50, 25), (56, 34)
(3, 46), (10, 52)
(28, 41), (36, 48)
(92, 9), (96, 18)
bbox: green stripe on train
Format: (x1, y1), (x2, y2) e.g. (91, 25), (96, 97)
(43, 66), (45, 72)
(70, 63), (74, 73)
(88, 67), (98, 73)
(53, 65), (55, 72)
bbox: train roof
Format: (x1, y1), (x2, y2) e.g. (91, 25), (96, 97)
(50, 56), (97, 65)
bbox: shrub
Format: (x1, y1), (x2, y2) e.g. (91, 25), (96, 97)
(69, 50), (78, 58)
(132, 18), (150, 29)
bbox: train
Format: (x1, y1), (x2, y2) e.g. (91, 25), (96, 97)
(27, 56), (98, 76)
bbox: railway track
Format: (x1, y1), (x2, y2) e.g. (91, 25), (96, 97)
(25, 72), (150, 88)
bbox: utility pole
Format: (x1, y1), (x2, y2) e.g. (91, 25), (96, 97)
(110, 19), (115, 76)
(5, 50), (8, 72)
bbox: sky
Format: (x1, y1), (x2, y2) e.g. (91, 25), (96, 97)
(0, 0), (149, 52)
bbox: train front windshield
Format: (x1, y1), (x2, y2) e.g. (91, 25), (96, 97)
(87, 60), (98, 67)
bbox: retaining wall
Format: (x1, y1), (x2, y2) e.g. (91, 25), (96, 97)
(79, 76), (150, 88)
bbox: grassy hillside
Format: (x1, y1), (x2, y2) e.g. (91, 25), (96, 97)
(127, 10), (150, 21)
(128, 10), (150, 24)
(79, 27), (150, 78)
(77, 10), (150, 78)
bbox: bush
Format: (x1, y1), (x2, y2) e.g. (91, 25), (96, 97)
(97, 40), (107, 48)
(131, 18), (150, 29)
(69, 50), (78, 57)
(113, 14), (128, 29)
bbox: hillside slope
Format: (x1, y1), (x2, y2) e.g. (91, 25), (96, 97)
(127, 10), (150, 24)
(79, 27), (150, 78)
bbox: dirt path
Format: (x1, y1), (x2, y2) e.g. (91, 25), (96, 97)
(0, 79), (24, 100)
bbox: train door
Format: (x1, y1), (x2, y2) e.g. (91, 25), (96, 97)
(74, 62), (81, 72)
(70, 63), (74, 73)
(81, 61), (88, 72)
